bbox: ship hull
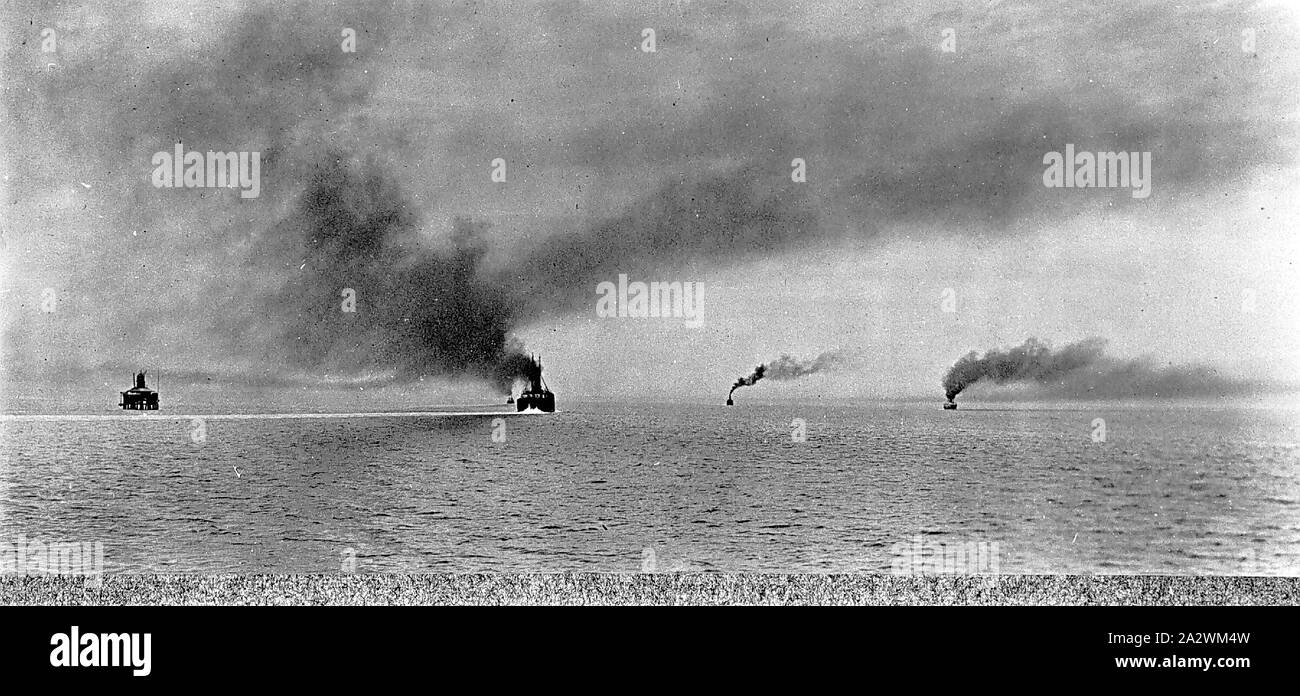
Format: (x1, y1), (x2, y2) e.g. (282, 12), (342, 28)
(516, 391), (555, 412)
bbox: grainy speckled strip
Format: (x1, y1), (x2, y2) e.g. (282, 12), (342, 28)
(1, 575), (1297, 606)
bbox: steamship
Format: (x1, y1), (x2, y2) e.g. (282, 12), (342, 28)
(120, 371), (160, 410)
(515, 355), (556, 412)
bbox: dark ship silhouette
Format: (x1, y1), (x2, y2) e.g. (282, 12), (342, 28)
(943, 400), (957, 410)
(120, 371), (159, 410)
(514, 355), (555, 412)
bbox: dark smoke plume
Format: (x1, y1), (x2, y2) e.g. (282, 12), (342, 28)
(943, 338), (1262, 402)
(729, 364), (767, 400)
(728, 350), (850, 401)
(253, 154), (533, 393)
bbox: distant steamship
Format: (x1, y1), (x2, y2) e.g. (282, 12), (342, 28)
(120, 371), (159, 410)
(514, 355), (555, 413)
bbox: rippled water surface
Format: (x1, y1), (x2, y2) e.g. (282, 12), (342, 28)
(2, 400), (1297, 574)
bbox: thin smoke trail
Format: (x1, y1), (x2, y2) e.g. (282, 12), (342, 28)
(727, 350), (850, 402)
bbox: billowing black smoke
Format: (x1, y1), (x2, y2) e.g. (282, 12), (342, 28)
(943, 338), (1259, 402)
(727, 350), (850, 402)
(260, 155), (534, 393)
(943, 338), (1104, 401)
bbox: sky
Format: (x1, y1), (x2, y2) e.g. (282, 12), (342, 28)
(2, 0), (1298, 404)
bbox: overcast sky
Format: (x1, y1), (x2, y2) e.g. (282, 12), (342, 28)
(2, 0), (1297, 402)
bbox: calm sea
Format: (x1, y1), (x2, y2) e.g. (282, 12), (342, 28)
(1, 395), (1297, 575)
